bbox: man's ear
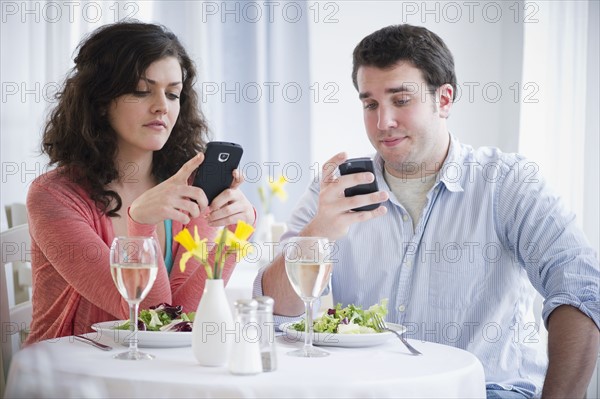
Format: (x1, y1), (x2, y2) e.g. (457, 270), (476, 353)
(437, 83), (454, 118)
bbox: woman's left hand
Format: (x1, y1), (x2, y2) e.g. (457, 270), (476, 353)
(206, 170), (255, 227)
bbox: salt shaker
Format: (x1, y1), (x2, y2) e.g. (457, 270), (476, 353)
(255, 296), (277, 372)
(229, 299), (262, 375)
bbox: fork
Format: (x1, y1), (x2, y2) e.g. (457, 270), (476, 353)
(373, 314), (422, 356)
(73, 335), (113, 351)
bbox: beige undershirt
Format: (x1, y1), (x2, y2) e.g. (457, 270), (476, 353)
(384, 169), (438, 229)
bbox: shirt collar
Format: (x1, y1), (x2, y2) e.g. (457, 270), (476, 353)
(372, 132), (465, 194)
(438, 133), (465, 193)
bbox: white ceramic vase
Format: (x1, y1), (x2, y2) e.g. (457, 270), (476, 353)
(192, 279), (234, 366)
(256, 213), (275, 243)
(255, 213), (275, 267)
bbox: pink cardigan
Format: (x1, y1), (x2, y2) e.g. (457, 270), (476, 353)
(25, 168), (238, 344)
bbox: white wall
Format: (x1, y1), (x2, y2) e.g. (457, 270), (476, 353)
(308, 0), (523, 164)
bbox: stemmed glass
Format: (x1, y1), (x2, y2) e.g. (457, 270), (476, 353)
(109, 236), (159, 360)
(284, 236), (333, 357)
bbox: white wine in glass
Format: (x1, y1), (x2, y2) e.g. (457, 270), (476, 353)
(284, 237), (333, 357)
(285, 262), (333, 302)
(109, 236), (158, 360)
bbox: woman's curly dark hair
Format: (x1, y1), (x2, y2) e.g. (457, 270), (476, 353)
(42, 21), (208, 216)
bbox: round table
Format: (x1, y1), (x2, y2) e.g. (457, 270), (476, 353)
(5, 332), (486, 398)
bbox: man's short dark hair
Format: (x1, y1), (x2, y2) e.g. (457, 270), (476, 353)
(352, 24), (457, 99)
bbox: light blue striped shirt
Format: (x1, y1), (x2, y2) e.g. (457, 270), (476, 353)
(254, 134), (599, 396)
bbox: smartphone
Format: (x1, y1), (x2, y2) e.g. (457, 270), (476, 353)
(192, 141), (243, 204)
(338, 157), (380, 212)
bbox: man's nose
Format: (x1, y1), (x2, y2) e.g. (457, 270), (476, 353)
(377, 107), (398, 130)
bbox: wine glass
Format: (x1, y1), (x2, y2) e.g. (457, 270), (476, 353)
(284, 236), (333, 357)
(109, 236), (159, 360)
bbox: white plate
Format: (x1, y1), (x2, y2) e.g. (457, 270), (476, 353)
(279, 322), (406, 348)
(91, 320), (192, 348)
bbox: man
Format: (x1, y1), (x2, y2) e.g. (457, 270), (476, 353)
(254, 24), (599, 398)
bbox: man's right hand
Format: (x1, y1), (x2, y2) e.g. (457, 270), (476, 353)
(263, 152), (389, 316)
(301, 152), (389, 240)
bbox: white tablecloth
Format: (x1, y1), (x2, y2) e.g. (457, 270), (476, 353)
(5, 333), (486, 398)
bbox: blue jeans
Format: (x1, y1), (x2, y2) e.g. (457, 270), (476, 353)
(486, 388), (530, 399)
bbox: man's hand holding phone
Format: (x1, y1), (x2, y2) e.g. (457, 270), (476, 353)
(301, 152), (389, 240)
(339, 157), (382, 211)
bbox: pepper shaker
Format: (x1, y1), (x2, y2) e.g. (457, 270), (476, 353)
(255, 296), (277, 372)
(229, 299), (262, 375)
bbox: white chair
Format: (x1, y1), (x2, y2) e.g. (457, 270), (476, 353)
(1, 224), (33, 384)
(2, 206), (32, 305)
(4, 203), (28, 229)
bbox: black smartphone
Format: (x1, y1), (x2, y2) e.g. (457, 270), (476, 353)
(338, 157), (380, 212)
(192, 141), (243, 204)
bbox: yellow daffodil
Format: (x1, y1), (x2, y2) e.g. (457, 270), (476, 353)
(174, 226), (208, 274)
(215, 220), (255, 260)
(174, 220), (254, 280)
(234, 220), (255, 241)
(269, 175), (288, 201)
(258, 175), (288, 213)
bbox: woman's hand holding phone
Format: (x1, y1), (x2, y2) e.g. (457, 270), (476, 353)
(205, 169), (255, 227)
(130, 151), (254, 227)
(129, 153), (209, 225)
(191, 141), (254, 227)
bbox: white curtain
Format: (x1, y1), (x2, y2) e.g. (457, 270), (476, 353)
(518, 0), (589, 224)
(0, 1), (153, 230)
(140, 1), (313, 223)
(173, 1), (313, 223)
(519, 6), (599, 393)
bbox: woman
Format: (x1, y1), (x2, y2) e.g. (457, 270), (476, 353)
(25, 21), (255, 343)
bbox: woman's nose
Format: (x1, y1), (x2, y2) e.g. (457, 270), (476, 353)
(150, 93), (168, 114)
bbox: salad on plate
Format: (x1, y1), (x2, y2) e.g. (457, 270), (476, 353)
(291, 299), (388, 334)
(115, 303), (195, 332)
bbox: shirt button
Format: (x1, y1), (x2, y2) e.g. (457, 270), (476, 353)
(405, 260), (412, 268)
(398, 305), (406, 312)
(402, 215), (409, 222)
